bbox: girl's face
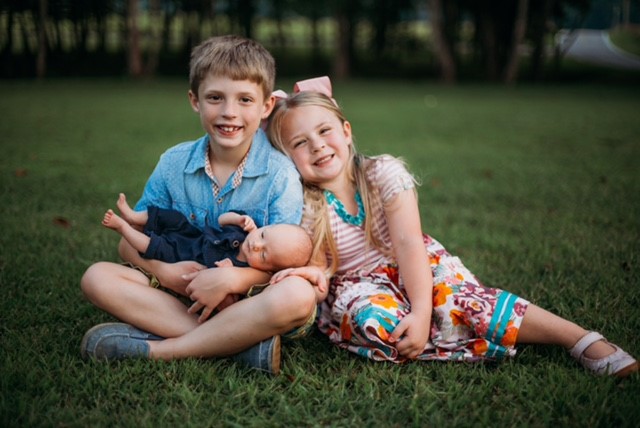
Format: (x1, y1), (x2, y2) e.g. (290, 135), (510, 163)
(278, 105), (352, 190)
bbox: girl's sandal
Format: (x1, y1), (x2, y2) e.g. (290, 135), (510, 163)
(569, 331), (638, 377)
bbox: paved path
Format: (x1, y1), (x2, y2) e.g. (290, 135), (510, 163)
(559, 29), (640, 70)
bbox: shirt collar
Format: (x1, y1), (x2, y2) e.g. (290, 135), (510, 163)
(242, 129), (271, 178)
(184, 129), (271, 178)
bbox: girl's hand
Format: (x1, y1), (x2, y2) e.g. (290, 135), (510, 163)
(390, 312), (431, 359)
(270, 266), (328, 293)
(214, 258), (234, 268)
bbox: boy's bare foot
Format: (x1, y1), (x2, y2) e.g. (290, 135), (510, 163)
(116, 193), (147, 226)
(102, 209), (126, 231)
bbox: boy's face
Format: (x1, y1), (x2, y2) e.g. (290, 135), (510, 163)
(189, 75), (275, 153)
(241, 225), (289, 272)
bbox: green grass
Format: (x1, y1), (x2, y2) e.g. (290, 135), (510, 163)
(1, 78), (640, 427)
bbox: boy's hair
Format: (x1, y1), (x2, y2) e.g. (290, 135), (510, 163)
(267, 92), (394, 275)
(269, 224), (313, 271)
(189, 35), (275, 99)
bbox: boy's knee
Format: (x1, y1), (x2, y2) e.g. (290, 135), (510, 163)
(268, 277), (316, 324)
(80, 262), (114, 299)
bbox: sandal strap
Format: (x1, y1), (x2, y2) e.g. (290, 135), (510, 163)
(569, 331), (604, 360)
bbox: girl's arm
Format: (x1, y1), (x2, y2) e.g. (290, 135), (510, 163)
(270, 251), (330, 303)
(385, 189), (433, 359)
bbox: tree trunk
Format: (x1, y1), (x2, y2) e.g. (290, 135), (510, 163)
(333, 7), (351, 79)
(428, 0), (456, 84)
(478, 9), (499, 81)
(127, 0), (143, 77)
(239, 0), (254, 39)
(503, 0), (529, 84)
(36, 0), (48, 79)
(144, 0), (162, 76)
(530, 0), (552, 82)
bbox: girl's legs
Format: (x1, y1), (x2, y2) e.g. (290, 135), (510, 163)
(518, 303), (637, 376)
(518, 303), (615, 359)
(102, 211), (152, 256)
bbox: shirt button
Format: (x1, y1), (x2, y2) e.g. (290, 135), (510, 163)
(232, 240), (240, 248)
(190, 213), (196, 220)
(217, 197), (223, 204)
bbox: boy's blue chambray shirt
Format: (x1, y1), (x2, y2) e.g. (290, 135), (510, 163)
(135, 129), (303, 229)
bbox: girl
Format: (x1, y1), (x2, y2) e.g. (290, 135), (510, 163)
(266, 79), (638, 377)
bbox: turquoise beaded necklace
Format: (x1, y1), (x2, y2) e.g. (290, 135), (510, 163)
(324, 189), (366, 227)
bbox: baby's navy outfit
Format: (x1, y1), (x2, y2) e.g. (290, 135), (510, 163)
(143, 206), (249, 268)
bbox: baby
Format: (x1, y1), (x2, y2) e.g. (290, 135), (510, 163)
(102, 194), (312, 273)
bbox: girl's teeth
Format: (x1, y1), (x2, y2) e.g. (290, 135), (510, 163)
(315, 155), (332, 165)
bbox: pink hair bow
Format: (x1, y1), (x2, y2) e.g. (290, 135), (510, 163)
(272, 76), (336, 105)
(262, 76), (336, 130)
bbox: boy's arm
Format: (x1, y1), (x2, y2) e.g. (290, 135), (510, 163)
(185, 266), (271, 322)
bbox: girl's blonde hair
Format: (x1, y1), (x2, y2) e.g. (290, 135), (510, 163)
(267, 91), (391, 275)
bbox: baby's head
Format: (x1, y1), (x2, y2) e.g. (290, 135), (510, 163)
(242, 223), (312, 272)
(189, 35), (275, 100)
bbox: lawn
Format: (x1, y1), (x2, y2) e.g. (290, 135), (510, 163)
(1, 77), (639, 427)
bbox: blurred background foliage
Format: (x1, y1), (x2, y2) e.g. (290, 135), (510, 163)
(1, 0), (639, 82)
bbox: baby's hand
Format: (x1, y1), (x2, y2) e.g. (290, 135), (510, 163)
(214, 258), (233, 268)
(239, 215), (257, 232)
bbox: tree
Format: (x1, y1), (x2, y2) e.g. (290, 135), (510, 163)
(332, 0), (359, 79)
(126, 0), (143, 77)
(36, 0), (47, 78)
(503, 0), (529, 84)
(428, 0), (457, 83)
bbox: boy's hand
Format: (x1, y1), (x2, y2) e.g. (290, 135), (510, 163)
(184, 268), (233, 322)
(184, 266), (269, 322)
(155, 260), (206, 295)
(270, 266), (327, 293)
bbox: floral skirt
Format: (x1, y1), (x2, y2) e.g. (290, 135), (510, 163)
(317, 234), (529, 363)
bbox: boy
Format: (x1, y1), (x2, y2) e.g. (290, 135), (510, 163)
(102, 193), (313, 273)
(80, 35), (318, 375)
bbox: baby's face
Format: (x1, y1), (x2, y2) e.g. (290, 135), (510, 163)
(241, 225), (292, 271)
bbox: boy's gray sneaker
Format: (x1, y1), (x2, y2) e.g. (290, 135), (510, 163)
(81, 322), (282, 375)
(80, 322), (163, 360)
(231, 335), (281, 375)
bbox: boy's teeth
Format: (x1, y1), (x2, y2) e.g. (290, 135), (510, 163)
(220, 126), (238, 132)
